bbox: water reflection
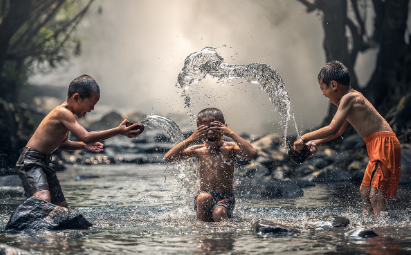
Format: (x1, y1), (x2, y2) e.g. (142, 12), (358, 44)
(0, 164), (411, 254)
(197, 233), (235, 253)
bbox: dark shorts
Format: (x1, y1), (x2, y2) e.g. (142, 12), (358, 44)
(16, 147), (66, 204)
(194, 189), (235, 219)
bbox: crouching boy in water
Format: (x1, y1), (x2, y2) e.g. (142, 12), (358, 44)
(294, 61), (401, 219)
(17, 75), (142, 208)
(164, 108), (257, 222)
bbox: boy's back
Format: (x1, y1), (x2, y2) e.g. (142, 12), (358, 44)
(18, 75), (142, 208)
(295, 61), (401, 219)
(340, 90), (392, 138)
(27, 104), (92, 155)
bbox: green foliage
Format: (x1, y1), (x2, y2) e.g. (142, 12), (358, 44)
(0, 0), (93, 102)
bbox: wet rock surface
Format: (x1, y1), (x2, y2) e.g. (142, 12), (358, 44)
(252, 220), (295, 235)
(6, 196), (92, 232)
(302, 215), (350, 229)
(0, 244), (32, 255)
(345, 228), (379, 238)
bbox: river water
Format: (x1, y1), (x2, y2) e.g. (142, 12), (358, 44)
(1, 163), (411, 254)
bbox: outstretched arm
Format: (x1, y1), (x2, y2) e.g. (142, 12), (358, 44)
(312, 120), (348, 145)
(164, 125), (209, 162)
(59, 107), (141, 143)
(294, 94), (353, 151)
(210, 121), (258, 160)
(58, 137), (104, 152)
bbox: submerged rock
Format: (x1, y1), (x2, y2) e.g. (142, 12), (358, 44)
(345, 228), (378, 238)
(0, 244), (32, 255)
(253, 220), (295, 235)
(6, 196), (92, 232)
(303, 215), (350, 229)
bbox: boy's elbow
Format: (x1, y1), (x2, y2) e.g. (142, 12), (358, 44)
(80, 134), (94, 144)
(163, 153), (174, 163)
(248, 149), (258, 160)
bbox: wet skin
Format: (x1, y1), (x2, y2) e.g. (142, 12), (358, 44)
(294, 80), (394, 219)
(164, 116), (257, 221)
(25, 91), (142, 207)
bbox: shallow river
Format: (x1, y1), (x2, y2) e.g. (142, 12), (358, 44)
(1, 163), (411, 254)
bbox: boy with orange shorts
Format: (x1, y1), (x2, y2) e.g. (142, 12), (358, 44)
(294, 61), (401, 219)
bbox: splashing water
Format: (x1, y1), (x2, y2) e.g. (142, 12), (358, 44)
(140, 114), (199, 203)
(140, 114), (185, 144)
(176, 47), (300, 147)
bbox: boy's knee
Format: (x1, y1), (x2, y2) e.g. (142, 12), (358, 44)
(197, 192), (213, 205)
(212, 206), (228, 222)
(33, 190), (51, 202)
(369, 189), (384, 205)
(360, 185), (370, 198)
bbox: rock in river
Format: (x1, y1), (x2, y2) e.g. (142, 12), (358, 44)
(253, 220), (295, 235)
(6, 196), (92, 232)
(345, 228), (378, 238)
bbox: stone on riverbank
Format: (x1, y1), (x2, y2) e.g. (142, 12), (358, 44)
(6, 197), (92, 232)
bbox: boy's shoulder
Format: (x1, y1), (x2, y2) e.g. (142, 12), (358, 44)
(48, 104), (74, 118)
(339, 89), (363, 107)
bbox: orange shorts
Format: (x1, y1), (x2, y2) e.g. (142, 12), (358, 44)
(361, 132), (401, 199)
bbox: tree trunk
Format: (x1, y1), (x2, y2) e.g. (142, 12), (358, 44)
(364, 0), (410, 116)
(0, 0), (32, 101)
(315, 0), (360, 125)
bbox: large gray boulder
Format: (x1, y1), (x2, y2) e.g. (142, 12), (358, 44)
(6, 197), (92, 232)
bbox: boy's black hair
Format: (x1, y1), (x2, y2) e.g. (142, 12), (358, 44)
(197, 108), (225, 124)
(318, 60), (350, 86)
(68, 74), (100, 98)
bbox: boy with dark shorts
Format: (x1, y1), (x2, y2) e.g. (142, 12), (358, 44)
(294, 61), (401, 219)
(164, 108), (257, 222)
(17, 75), (142, 208)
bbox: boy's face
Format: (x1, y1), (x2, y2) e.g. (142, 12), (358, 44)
(73, 91), (100, 118)
(319, 81), (339, 105)
(197, 116), (224, 149)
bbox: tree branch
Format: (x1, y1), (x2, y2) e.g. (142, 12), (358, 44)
(350, 0), (366, 37)
(296, 0), (318, 13)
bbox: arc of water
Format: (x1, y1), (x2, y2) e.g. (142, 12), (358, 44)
(176, 47), (299, 147)
(140, 114), (199, 203)
(140, 114), (185, 144)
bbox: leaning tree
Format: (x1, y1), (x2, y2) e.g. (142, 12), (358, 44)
(296, 0), (411, 141)
(0, 0), (94, 167)
(0, 0), (94, 102)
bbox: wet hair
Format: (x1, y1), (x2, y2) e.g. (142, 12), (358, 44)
(197, 108), (225, 125)
(318, 61), (350, 86)
(67, 74), (100, 99)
